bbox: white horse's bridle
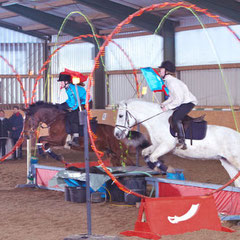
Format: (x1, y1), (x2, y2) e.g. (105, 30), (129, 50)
(115, 104), (137, 133)
(115, 103), (164, 135)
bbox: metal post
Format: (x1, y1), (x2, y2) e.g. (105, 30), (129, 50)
(75, 81), (91, 236)
(79, 110), (91, 236)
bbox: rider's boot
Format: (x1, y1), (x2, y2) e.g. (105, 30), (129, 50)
(176, 121), (187, 150)
(69, 133), (80, 147)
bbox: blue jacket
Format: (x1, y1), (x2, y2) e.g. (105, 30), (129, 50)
(9, 113), (23, 139)
(65, 84), (90, 110)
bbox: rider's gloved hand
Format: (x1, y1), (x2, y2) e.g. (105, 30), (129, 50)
(161, 104), (167, 112)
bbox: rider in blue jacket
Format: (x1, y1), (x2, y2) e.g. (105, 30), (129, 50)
(58, 71), (92, 147)
(65, 83), (89, 110)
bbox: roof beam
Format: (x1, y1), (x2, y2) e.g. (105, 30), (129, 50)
(0, 20), (49, 40)
(22, 12), (109, 31)
(186, 0), (240, 23)
(0, 3), (95, 41)
(75, 0), (177, 36)
(22, 23), (48, 31)
(0, 0), (77, 19)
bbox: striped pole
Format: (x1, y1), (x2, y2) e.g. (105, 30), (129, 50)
(26, 138), (31, 184)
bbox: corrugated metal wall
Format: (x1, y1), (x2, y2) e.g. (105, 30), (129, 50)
(103, 34), (164, 106)
(106, 34), (163, 70)
(180, 68), (240, 106)
(0, 27), (43, 43)
(50, 34), (163, 104)
(0, 28), (45, 105)
(49, 39), (94, 103)
(50, 31), (240, 107)
(107, 73), (163, 106)
(176, 26), (240, 66)
(0, 43), (45, 104)
(1, 25), (237, 107)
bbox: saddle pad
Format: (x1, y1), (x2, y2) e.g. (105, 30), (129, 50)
(170, 120), (207, 140)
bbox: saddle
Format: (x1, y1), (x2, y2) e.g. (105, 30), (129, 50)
(169, 115), (207, 144)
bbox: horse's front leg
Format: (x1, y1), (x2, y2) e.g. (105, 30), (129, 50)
(146, 143), (175, 173)
(142, 144), (157, 157)
(149, 144), (174, 163)
(37, 137), (65, 163)
(44, 143), (66, 163)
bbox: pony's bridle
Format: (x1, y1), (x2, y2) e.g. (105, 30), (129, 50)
(27, 114), (57, 134)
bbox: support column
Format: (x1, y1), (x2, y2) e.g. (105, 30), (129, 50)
(93, 40), (105, 109)
(162, 24), (175, 63)
(162, 24), (176, 102)
(44, 39), (51, 102)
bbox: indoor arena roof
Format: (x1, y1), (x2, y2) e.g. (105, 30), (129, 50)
(0, 0), (239, 40)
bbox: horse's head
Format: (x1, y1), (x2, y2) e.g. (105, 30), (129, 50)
(114, 101), (137, 140)
(23, 101), (64, 138)
(23, 109), (39, 138)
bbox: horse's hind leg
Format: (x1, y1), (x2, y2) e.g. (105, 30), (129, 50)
(219, 157), (240, 187)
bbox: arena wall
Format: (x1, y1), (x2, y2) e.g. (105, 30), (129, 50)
(92, 108), (240, 132)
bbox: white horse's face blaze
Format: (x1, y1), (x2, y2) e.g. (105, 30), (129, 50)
(114, 106), (128, 139)
(114, 104), (136, 140)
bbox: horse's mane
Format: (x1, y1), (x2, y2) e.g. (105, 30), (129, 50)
(26, 101), (60, 116)
(121, 98), (168, 116)
(123, 98), (159, 108)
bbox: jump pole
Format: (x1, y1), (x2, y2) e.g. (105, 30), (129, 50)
(16, 137), (36, 188)
(26, 138), (31, 184)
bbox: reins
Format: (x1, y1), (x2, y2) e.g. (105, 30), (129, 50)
(131, 111), (164, 128)
(115, 108), (165, 131)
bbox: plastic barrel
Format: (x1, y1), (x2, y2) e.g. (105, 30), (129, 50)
(124, 177), (146, 205)
(124, 189), (145, 205)
(64, 186), (71, 202)
(69, 186), (86, 203)
(91, 192), (105, 203)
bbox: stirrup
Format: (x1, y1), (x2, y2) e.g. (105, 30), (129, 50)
(68, 137), (80, 147)
(176, 139), (187, 150)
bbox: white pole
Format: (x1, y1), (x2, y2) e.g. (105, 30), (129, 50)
(75, 84), (82, 112)
(26, 138), (31, 184)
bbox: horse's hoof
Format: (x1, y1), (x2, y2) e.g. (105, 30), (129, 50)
(70, 142), (81, 147)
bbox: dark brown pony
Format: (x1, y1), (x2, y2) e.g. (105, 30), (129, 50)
(23, 101), (140, 166)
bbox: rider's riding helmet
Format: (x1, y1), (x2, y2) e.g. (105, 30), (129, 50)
(57, 72), (72, 82)
(159, 60), (176, 73)
(57, 72), (85, 86)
